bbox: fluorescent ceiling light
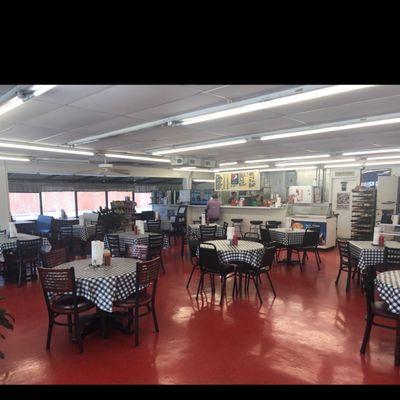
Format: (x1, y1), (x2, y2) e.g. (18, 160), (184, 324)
(179, 85), (373, 125)
(366, 155), (400, 161)
(261, 116), (400, 141)
(219, 161), (238, 166)
(193, 179), (214, 183)
(343, 148), (400, 156)
(173, 167), (213, 172)
(105, 153), (171, 163)
(364, 160), (400, 166)
(245, 154), (330, 163)
(0, 97), (24, 116)
(259, 166), (318, 172)
(0, 155), (30, 162)
(276, 158), (356, 167)
(323, 163), (363, 168)
(215, 164), (270, 172)
(31, 85), (57, 97)
(152, 139), (247, 156)
(0, 142), (94, 156)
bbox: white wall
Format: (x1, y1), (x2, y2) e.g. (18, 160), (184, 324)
(0, 161), (10, 230)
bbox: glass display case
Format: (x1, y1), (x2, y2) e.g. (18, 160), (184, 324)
(286, 202), (333, 217)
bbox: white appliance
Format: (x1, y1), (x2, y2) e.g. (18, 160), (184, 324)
(288, 186), (314, 203)
(375, 175), (400, 224)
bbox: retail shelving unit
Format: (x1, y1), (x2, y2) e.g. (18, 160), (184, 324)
(351, 188), (377, 240)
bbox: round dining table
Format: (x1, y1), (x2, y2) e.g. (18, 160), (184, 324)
(375, 269), (400, 314)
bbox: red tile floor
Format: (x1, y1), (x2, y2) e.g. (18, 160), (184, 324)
(1, 244), (400, 384)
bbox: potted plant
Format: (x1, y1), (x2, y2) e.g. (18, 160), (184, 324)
(0, 297), (14, 359)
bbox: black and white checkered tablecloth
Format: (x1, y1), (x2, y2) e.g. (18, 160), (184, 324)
(53, 258), (137, 313)
(269, 228), (305, 246)
(72, 225), (96, 241)
(187, 224), (225, 240)
(0, 234), (51, 254)
(200, 239), (265, 269)
(375, 270), (400, 314)
(349, 241), (400, 271)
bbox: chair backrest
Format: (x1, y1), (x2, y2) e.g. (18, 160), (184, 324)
(337, 239), (350, 265)
(261, 246), (276, 271)
(42, 247), (69, 268)
(260, 226), (272, 244)
(222, 222), (228, 236)
(105, 234), (121, 257)
(95, 224), (105, 240)
(199, 225), (217, 242)
(242, 232), (260, 242)
(141, 211), (156, 221)
(188, 238), (199, 264)
(198, 243), (221, 272)
(17, 239), (42, 260)
(192, 219), (201, 225)
(302, 228), (319, 247)
(59, 225), (73, 240)
(37, 215), (54, 232)
(148, 233), (163, 249)
(136, 257), (161, 298)
(384, 246), (400, 270)
(146, 220), (161, 233)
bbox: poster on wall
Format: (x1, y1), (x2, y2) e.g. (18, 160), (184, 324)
(214, 170), (260, 191)
(336, 192), (350, 210)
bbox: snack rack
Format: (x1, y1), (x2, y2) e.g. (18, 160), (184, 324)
(350, 188), (377, 240)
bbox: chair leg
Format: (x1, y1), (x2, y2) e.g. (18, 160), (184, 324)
(160, 256), (166, 274)
(346, 264), (352, 292)
(395, 318), (400, 366)
(360, 315), (373, 354)
(151, 303), (159, 333)
(315, 250), (320, 271)
(196, 273), (204, 300)
(302, 250), (307, 266)
(46, 317), (54, 350)
(186, 265), (196, 288)
(220, 276), (227, 305)
(253, 274), (263, 304)
(67, 315), (73, 340)
(335, 266), (342, 286)
(211, 274), (215, 294)
(297, 251), (303, 272)
(134, 302), (140, 347)
(74, 313), (84, 353)
(266, 272), (277, 298)
(17, 262), (23, 287)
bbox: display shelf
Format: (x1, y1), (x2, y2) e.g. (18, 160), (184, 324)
(350, 188), (377, 241)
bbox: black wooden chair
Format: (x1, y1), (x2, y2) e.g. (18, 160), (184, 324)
(114, 257), (161, 347)
(94, 224), (105, 241)
(146, 220), (161, 234)
(14, 239), (42, 287)
(0, 229), (6, 277)
(360, 265), (400, 366)
(37, 267), (95, 353)
(199, 225), (217, 243)
(293, 228), (321, 271)
(216, 222), (229, 239)
(186, 238), (200, 288)
(197, 243), (238, 305)
(147, 234), (165, 273)
(240, 246), (277, 303)
(105, 234), (123, 257)
(59, 226), (82, 259)
(384, 247), (400, 271)
(335, 240), (353, 292)
(42, 247), (69, 268)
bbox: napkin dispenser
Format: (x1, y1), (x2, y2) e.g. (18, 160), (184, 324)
(136, 220), (145, 234)
(372, 226), (381, 245)
(91, 240), (104, 266)
(8, 222), (18, 238)
(201, 213), (206, 225)
(392, 214), (399, 225)
(227, 226), (235, 244)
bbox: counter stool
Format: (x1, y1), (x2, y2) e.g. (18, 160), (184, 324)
(231, 218), (243, 238)
(266, 220), (281, 229)
(250, 220), (263, 234)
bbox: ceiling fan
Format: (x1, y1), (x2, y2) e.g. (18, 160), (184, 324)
(76, 156), (131, 176)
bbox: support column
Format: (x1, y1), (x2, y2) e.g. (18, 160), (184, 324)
(0, 161), (10, 230)
(182, 174), (193, 190)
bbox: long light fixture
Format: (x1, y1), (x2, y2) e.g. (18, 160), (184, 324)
(179, 86), (373, 125)
(323, 163), (363, 168)
(259, 166), (317, 172)
(0, 97), (24, 117)
(0, 155), (30, 162)
(343, 148), (400, 156)
(31, 85), (57, 97)
(366, 155), (400, 161)
(245, 154), (330, 163)
(152, 139), (247, 156)
(364, 160), (400, 166)
(173, 167), (213, 172)
(219, 161), (238, 166)
(193, 179), (214, 183)
(0, 142), (94, 156)
(105, 153), (171, 163)
(260, 116), (400, 142)
(276, 158), (356, 167)
(214, 164), (270, 172)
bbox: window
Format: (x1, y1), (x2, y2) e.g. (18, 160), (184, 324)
(77, 192), (106, 215)
(42, 191), (76, 218)
(9, 192), (41, 221)
(135, 192), (152, 212)
(107, 191), (133, 207)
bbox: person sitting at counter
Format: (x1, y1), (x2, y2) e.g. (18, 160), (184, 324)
(205, 193), (221, 223)
(228, 191), (239, 206)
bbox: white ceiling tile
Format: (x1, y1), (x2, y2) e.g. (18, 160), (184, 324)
(24, 106), (116, 130)
(70, 85), (200, 115)
(0, 125), (65, 142)
(69, 116), (142, 135)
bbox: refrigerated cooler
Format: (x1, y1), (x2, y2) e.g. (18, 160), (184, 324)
(375, 175), (400, 224)
(285, 203), (337, 249)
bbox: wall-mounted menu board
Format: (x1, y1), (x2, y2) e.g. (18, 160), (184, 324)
(214, 170), (260, 191)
